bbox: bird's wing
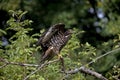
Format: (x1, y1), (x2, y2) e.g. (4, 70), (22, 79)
(37, 23), (65, 46)
(42, 23), (65, 43)
(36, 29), (48, 46)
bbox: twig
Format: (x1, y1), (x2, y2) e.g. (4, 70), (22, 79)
(7, 62), (39, 67)
(0, 63), (8, 68)
(24, 59), (59, 80)
(0, 58), (39, 68)
(0, 58), (59, 80)
(64, 48), (120, 79)
(1, 48), (120, 80)
(0, 57), (59, 68)
(23, 62), (47, 80)
(86, 48), (120, 66)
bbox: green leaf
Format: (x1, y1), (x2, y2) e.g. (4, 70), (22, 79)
(0, 29), (7, 36)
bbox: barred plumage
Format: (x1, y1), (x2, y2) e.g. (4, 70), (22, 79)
(36, 23), (72, 72)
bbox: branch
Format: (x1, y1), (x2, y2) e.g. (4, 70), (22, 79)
(86, 48), (120, 66)
(0, 58), (39, 68)
(0, 57), (59, 80)
(0, 58), (59, 68)
(80, 67), (107, 80)
(0, 63), (8, 68)
(65, 66), (108, 80)
(1, 48), (120, 79)
(24, 59), (59, 80)
(65, 48), (120, 80)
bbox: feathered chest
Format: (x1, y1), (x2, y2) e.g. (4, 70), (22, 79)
(44, 30), (71, 51)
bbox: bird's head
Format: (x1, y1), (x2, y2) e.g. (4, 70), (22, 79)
(65, 29), (73, 35)
(64, 29), (73, 39)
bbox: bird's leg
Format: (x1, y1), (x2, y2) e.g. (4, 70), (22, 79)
(40, 46), (53, 63)
(58, 54), (66, 73)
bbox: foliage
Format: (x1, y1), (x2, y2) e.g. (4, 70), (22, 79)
(0, 0), (120, 79)
(106, 65), (120, 80)
(0, 10), (38, 80)
(0, 10), (97, 80)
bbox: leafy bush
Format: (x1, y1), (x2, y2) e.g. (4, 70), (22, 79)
(0, 10), (120, 80)
(0, 10), (39, 80)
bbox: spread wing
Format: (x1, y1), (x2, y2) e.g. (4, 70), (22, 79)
(36, 23), (65, 51)
(36, 23), (73, 63)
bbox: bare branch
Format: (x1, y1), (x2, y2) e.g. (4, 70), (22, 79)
(64, 48), (120, 79)
(7, 62), (39, 67)
(0, 57), (59, 80)
(1, 48), (120, 79)
(0, 58), (39, 67)
(0, 58), (8, 68)
(80, 67), (107, 80)
(24, 59), (59, 80)
(86, 48), (120, 66)
(0, 63), (8, 69)
(0, 57), (59, 68)
(65, 66), (108, 80)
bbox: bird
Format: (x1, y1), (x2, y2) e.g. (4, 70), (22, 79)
(36, 23), (72, 72)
